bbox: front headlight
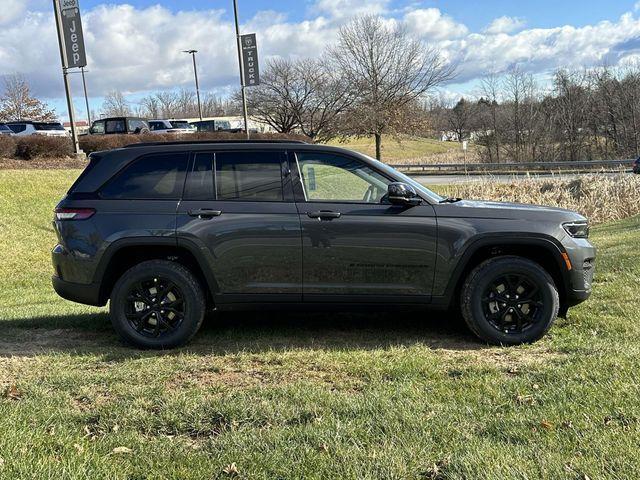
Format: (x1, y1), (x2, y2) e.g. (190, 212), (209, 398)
(563, 221), (589, 238)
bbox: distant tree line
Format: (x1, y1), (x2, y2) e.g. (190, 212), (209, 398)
(433, 65), (640, 162)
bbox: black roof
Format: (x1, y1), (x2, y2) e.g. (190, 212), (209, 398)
(122, 139), (308, 148)
(5, 120), (63, 125)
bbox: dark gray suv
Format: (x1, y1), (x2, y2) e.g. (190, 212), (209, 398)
(52, 140), (596, 348)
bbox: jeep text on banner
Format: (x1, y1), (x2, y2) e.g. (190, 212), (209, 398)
(59, 0), (87, 68)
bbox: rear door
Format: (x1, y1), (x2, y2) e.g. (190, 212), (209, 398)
(291, 150), (438, 303)
(176, 149), (302, 304)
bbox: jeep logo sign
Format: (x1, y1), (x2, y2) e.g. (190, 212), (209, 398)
(241, 33), (260, 87)
(58, 0), (87, 68)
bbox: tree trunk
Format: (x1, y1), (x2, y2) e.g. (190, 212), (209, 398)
(374, 133), (382, 161)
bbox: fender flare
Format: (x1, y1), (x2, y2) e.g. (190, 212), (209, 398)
(435, 233), (569, 308)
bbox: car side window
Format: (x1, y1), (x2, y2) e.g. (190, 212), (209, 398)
(106, 120), (126, 134)
(296, 152), (391, 203)
(149, 121), (161, 131)
(215, 151), (285, 202)
(91, 121), (105, 134)
(184, 153), (214, 200)
(8, 124), (26, 133)
(101, 153), (188, 200)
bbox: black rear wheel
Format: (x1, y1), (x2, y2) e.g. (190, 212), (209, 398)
(110, 260), (205, 349)
(461, 256), (559, 345)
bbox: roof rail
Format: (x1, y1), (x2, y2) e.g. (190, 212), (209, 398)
(122, 139), (308, 148)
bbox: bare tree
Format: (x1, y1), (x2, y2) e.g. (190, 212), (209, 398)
(101, 90), (130, 117)
(330, 15), (455, 160)
(292, 58), (354, 141)
(0, 74), (56, 122)
(244, 58), (300, 133)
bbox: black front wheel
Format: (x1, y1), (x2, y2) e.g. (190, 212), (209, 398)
(110, 260), (206, 349)
(461, 256), (559, 345)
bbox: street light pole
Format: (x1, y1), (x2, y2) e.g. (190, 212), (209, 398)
(233, 0), (250, 139)
(81, 67), (91, 126)
(183, 50), (203, 121)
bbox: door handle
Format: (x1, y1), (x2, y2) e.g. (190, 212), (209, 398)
(307, 210), (341, 220)
(188, 208), (222, 219)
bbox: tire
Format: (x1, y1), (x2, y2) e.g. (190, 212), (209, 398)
(109, 260), (206, 349)
(460, 256), (559, 345)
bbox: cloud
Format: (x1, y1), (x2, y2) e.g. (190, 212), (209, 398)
(0, 0), (29, 25)
(404, 8), (468, 40)
(485, 16), (526, 34)
(313, 0), (390, 19)
(3, 1), (640, 112)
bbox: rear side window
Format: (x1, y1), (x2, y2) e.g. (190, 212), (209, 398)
(215, 151), (284, 201)
(8, 124), (26, 133)
(101, 153), (188, 199)
(106, 120), (126, 134)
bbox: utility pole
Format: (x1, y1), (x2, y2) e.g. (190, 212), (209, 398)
(233, 0), (250, 139)
(81, 67), (91, 125)
(183, 50), (203, 121)
(53, 0), (82, 155)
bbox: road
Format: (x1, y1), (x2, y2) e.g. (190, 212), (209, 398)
(411, 171), (629, 185)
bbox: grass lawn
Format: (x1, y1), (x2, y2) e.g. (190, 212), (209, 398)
(328, 135), (462, 163)
(1, 169), (639, 479)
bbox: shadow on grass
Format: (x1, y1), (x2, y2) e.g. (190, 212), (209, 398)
(0, 309), (485, 359)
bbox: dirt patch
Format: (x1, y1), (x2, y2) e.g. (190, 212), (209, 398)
(0, 327), (106, 357)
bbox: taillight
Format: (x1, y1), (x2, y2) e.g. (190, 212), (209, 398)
(54, 208), (95, 220)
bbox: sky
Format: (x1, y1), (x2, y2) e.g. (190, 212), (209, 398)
(2, 0), (640, 121)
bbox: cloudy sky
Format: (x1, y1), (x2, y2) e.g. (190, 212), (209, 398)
(2, 0), (640, 120)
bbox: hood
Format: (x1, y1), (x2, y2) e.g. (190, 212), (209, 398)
(438, 199), (587, 222)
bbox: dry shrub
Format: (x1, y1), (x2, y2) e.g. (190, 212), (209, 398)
(14, 136), (74, 160)
(79, 131), (311, 154)
(447, 172), (640, 224)
(0, 135), (16, 158)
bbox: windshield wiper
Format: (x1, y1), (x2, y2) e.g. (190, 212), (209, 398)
(439, 197), (463, 204)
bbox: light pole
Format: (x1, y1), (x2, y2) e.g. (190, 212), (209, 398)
(81, 67), (91, 125)
(233, 0), (250, 139)
(183, 50), (203, 121)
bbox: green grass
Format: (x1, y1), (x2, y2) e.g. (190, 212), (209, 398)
(328, 135), (461, 162)
(1, 169), (640, 479)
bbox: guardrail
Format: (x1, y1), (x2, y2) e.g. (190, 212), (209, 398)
(395, 159), (635, 175)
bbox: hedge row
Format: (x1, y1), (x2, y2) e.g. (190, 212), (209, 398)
(0, 132), (311, 160)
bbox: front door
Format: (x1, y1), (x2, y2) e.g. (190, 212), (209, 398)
(292, 151), (438, 303)
(176, 150), (302, 304)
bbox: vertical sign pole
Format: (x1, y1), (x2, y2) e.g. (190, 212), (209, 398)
(192, 52), (203, 121)
(81, 67), (91, 126)
(233, 0), (250, 139)
(53, 0), (82, 155)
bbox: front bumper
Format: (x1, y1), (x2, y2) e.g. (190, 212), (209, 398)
(563, 238), (596, 306)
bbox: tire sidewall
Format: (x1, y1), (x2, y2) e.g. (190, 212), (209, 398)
(464, 258), (559, 345)
(110, 262), (204, 349)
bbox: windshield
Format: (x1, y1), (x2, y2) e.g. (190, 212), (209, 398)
(0, 124), (10, 132)
(34, 122), (65, 131)
(365, 156), (444, 203)
(170, 121), (191, 129)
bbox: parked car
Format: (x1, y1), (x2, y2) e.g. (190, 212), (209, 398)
(0, 123), (14, 136)
(189, 119), (241, 133)
(148, 119), (195, 135)
(89, 117), (150, 135)
(634, 157), (640, 174)
(52, 140), (596, 349)
(5, 120), (68, 137)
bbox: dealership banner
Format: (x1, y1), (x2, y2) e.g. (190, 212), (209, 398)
(241, 34), (260, 87)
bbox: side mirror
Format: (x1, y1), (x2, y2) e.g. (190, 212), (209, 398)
(388, 182), (422, 206)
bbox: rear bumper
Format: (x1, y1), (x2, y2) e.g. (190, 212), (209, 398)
(52, 276), (104, 307)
